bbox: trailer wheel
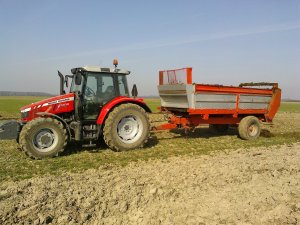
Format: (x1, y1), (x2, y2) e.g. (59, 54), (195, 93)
(19, 117), (67, 159)
(209, 124), (229, 133)
(238, 116), (261, 140)
(103, 103), (150, 151)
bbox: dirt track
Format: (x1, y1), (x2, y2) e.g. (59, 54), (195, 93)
(1, 143), (300, 225)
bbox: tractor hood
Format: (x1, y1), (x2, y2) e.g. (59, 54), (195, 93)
(20, 93), (75, 122)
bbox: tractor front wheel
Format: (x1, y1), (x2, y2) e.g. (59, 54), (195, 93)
(19, 117), (67, 159)
(238, 116), (261, 140)
(103, 104), (150, 151)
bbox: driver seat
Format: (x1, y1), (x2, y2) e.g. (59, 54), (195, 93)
(103, 85), (115, 101)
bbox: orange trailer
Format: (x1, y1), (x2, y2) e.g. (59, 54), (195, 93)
(155, 68), (281, 140)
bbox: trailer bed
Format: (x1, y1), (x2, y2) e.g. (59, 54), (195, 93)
(158, 68), (281, 122)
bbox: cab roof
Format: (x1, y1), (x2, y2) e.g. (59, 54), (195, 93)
(71, 66), (130, 75)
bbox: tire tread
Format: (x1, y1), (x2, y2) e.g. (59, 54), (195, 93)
(103, 104), (150, 152)
(238, 116), (261, 140)
(19, 117), (67, 159)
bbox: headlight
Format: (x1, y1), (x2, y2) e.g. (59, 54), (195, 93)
(21, 107), (31, 119)
(21, 111), (29, 119)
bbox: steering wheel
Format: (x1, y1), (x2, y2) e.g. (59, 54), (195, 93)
(84, 86), (97, 102)
(85, 86), (96, 97)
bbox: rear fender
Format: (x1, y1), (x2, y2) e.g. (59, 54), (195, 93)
(96, 97), (151, 125)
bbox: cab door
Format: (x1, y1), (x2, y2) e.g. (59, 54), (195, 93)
(83, 73), (116, 120)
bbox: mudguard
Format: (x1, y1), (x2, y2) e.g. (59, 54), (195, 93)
(96, 97), (151, 125)
(0, 120), (20, 140)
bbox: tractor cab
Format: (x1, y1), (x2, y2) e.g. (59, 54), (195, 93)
(70, 65), (130, 120)
(60, 60), (131, 120)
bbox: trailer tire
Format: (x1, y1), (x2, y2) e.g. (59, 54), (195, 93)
(103, 103), (150, 152)
(209, 124), (229, 133)
(19, 117), (67, 159)
(238, 116), (261, 140)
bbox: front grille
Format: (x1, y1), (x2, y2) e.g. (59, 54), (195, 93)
(21, 111), (29, 119)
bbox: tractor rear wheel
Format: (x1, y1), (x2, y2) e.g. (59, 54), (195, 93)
(238, 116), (261, 140)
(103, 103), (150, 151)
(19, 117), (67, 159)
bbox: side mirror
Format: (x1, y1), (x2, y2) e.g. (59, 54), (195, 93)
(75, 73), (82, 85)
(131, 84), (138, 98)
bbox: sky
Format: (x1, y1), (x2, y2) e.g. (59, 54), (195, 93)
(0, 0), (299, 99)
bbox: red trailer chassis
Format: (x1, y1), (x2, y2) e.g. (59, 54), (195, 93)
(154, 68), (281, 133)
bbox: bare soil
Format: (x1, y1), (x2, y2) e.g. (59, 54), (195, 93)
(1, 143), (300, 225)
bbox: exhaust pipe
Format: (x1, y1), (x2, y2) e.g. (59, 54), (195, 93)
(58, 70), (65, 95)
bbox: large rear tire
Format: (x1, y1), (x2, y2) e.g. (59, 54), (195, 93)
(238, 116), (261, 140)
(103, 104), (150, 151)
(19, 117), (67, 159)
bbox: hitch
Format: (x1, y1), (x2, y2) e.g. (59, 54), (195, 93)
(0, 120), (20, 140)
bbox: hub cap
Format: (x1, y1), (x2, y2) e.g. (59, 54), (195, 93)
(248, 124), (258, 137)
(32, 128), (58, 152)
(117, 115), (143, 144)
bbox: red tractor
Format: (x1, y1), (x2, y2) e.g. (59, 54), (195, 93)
(0, 60), (151, 159)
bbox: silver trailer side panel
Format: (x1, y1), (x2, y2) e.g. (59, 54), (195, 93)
(239, 95), (271, 109)
(158, 84), (272, 111)
(158, 84), (195, 109)
(195, 93), (236, 109)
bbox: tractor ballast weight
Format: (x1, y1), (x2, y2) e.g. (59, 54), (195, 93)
(0, 120), (20, 140)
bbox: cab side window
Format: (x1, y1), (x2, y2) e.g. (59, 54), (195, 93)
(118, 75), (129, 96)
(101, 75), (115, 101)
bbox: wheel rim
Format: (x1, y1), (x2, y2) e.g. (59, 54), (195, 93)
(32, 128), (58, 152)
(117, 115), (143, 144)
(248, 123), (258, 137)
